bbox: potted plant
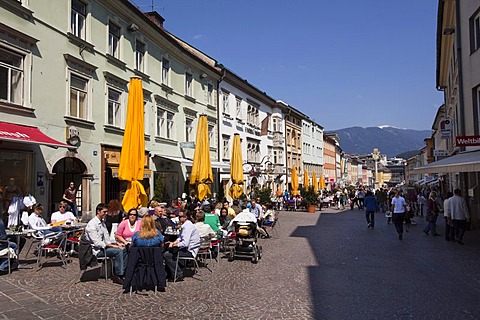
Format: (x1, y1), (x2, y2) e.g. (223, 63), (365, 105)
(301, 186), (318, 213)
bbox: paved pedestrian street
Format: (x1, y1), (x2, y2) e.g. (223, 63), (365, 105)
(1, 208), (480, 320)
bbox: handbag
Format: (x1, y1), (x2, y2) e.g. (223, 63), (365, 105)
(385, 210), (392, 218)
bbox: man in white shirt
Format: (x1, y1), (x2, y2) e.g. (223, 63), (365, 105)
(50, 201), (77, 225)
(448, 189), (470, 245)
(391, 190), (406, 240)
(28, 204), (62, 237)
(84, 203), (126, 285)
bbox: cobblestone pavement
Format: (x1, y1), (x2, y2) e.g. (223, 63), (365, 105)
(1, 207), (480, 320)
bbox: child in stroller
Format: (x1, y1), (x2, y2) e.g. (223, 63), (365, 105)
(228, 221), (262, 263)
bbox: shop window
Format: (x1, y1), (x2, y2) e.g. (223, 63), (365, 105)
(0, 151), (33, 207)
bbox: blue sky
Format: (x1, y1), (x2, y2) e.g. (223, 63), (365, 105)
(131, 0), (443, 131)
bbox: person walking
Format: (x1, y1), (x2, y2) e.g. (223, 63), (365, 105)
(448, 189), (470, 245)
(443, 191), (454, 241)
(391, 190), (406, 240)
(423, 191), (441, 236)
(364, 191), (376, 229)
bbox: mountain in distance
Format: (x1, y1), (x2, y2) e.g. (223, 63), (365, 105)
(333, 125), (431, 158)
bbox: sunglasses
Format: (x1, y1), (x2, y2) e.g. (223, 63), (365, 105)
(128, 214), (138, 217)
(59, 206), (66, 209)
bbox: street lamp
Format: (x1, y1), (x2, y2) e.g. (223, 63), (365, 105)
(372, 148), (380, 189)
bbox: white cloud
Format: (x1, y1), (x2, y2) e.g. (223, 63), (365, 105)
(193, 34), (205, 39)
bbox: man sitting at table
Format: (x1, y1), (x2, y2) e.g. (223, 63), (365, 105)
(50, 201), (77, 225)
(84, 203), (127, 285)
(163, 211), (200, 282)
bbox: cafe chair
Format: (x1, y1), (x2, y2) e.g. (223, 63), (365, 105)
(37, 232), (68, 269)
(96, 249), (114, 282)
(196, 236), (213, 272)
(262, 218), (279, 238)
(64, 228), (83, 256)
(123, 246), (166, 295)
(210, 238), (222, 264)
(174, 252), (199, 282)
(0, 240), (16, 274)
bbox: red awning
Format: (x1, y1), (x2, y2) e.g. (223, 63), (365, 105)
(0, 121), (71, 148)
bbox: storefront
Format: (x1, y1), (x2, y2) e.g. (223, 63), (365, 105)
(0, 121), (72, 224)
(102, 146), (151, 206)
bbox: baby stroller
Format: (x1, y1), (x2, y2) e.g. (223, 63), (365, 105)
(228, 221), (262, 264)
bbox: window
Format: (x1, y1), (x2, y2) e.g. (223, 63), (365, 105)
(71, 0), (86, 39)
(166, 112), (174, 139)
(69, 74), (88, 119)
(135, 41), (145, 72)
(475, 86), (480, 134)
(162, 58), (169, 85)
(108, 22), (120, 58)
(107, 88), (122, 127)
(208, 124), (215, 148)
(222, 135), (230, 159)
(156, 108), (174, 139)
(185, 118), (193, 141)
(185, 73), (192, 96)
(471, 12), (480, 52)
(222, 92), (229, 114)
(207, 84), (213, 105)
(246, 139), (260, 163)
(236, 98), (242, 119)
(0, 47), (24, 105)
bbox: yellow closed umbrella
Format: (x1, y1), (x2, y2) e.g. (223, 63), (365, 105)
(291, 166), (299, 196)
(229, 133), (244, 199)
(319, 174), (326, 190)
(118, 77), (148, 211)
(304, 169), (309, 189)
(189, 115), (213, 200)
(312, 171), (317, 194)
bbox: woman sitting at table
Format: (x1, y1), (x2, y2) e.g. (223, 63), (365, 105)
(131, 215), (164, 247)
(116, 208), (141, 245)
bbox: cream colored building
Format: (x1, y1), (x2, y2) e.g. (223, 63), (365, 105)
(0, 0), (220, 217)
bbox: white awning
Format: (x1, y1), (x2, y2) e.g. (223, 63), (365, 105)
(153, 154), (193, 165)
(413, 150), (480, 174)
(153, 154), (229, 170)
(211, 160), (230, 170)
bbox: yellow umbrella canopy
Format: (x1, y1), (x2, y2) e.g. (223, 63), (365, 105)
(291, 166), (299, 196)
(312, 171), (317, 194)
(319, 174), (326, 190)
(118, 77), (148, 211)
(229, 134), (244, 199)
(304, 169), (309, 189)
(189, 115), (213, 201)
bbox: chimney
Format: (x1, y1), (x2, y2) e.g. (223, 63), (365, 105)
(145, 11), (165, 29)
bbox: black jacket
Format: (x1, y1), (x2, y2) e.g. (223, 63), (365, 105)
(78, 236), (97, 270)
(123, 246), (166, 292)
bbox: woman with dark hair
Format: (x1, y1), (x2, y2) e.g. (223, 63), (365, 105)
(105, 199), (124, 234)
(218, 206), (230, 229)
(116, 208), (141, 245)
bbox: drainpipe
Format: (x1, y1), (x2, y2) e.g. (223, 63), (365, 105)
(216, 67), (226, 199)
(455, 0), (465, 146)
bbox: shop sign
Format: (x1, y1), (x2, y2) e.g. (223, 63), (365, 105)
(434, 150), (448, 157)
(456, 135), (480, 146)
(440, 118), (452, 139)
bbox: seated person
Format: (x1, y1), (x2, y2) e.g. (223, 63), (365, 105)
(28, 203), (62, 237)
(203, 204), (222, 238)
(50, 201), (77, 225)
(163, 211), (200, 281)
(84, 203), (127, 285)
(131, 215), (164, 247)
(194, 210), (216, 240)
(0, 218), (17, 251)
(116, 208), (141, 245)
(229, 203), (267, 238)
(262, 203), (276, 227)
(153, 204), (173, 234)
